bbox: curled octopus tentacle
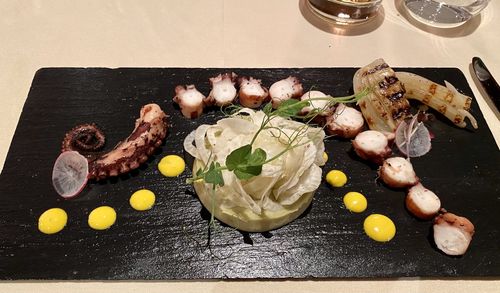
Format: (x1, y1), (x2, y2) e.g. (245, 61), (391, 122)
(61, 123), (106, 159)
(61, 103), (168, 181)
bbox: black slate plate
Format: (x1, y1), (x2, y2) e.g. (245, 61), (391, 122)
(0, 67), (499, 280)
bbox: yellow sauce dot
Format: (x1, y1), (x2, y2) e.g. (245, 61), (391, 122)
(88, 206), (116, 230)
(364, 214), (396, 242)
(38, 208), (67, 234)
(130, 189), (156, 211)
(343, 192), (367, 213)
(158, 155), (185, 177)
(326, 170), (347, 187)
(322, 152), (328, 164)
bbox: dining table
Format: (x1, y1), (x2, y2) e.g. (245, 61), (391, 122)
(0, 0), (499, 292)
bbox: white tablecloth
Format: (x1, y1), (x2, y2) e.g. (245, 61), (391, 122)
(1, 1), (499, 292)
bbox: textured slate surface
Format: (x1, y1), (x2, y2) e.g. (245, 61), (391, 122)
(0, 67), (499, 280)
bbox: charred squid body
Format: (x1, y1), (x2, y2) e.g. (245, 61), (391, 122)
(62, 103), (168, 180)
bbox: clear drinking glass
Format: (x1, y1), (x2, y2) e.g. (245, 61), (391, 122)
(403, 0), (491, 28)
(307, 0), (383, 24)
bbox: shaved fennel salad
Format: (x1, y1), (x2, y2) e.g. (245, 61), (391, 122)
(184, 108), (325, 231)
(183, 90), (367, 232)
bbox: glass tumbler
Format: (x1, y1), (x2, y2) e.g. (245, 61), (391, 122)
(403, 0), (491, 28)
(307, 0), (383, 24)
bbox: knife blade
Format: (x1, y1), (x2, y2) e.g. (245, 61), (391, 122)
(472, 57), (500, 112)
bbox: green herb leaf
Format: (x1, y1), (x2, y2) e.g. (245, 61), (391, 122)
(234, 165), (263, 180)
(225, 145), (266, 180)
(204, 162), (224, 186)
(276, 99), (307, 118)
(247, 148), (267, 166)
(262, 102), (273, 115)
(226, 144), (252, 171)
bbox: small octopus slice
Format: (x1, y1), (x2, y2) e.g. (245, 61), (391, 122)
(378, 157), (419, 188)
(433, 210), (474, 256)
(406, 183), (441, 220)
(238, 77), (269, 108)
(205, 72), (238, 106)
(299, 90), (331, 116)
(325, 104), (364, 139)
(173, 85), (205, 118)
(352, 130), (392, 165)
(269, 76), (303, 109)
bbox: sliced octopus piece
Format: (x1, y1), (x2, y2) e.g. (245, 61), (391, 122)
(238, 77), (269, 108)
(325, 104), (364, 139)
(269, 76), (303, 109)
(173, 84), (205, 118)
(205, 72), (238, 107)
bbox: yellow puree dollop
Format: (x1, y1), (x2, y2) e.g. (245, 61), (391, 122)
(38, 208), (67, 234)
(343, 191), (367, 213)
(364, 214), (396, 242)
(130, 189), (156, 211)
(326, 170), (347, 187)
(88, 206), (116, 230)
(158, 155), (185, 177)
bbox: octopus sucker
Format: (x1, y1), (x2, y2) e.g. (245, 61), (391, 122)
(173, 85), (205, 118)
(205, 72), (238, 106)
(61, 103), (168, 181)
(237, 77), (270, 108)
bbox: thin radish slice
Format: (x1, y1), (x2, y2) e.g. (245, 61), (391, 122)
(52, 151), (89, 198)
(395, 117), (431, 158)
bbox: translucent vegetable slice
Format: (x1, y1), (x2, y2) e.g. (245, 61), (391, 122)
(52, 151), (89, 198)
(395, 117), (432, 158)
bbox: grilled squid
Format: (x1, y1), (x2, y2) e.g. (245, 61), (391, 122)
(325, 104), (364, 138)
(205, 72), (238, 106)
(433, 210), (474, 255)
(269, 76), (303, 108)
(395, 72), (478, 129)
(173, 85), (206, 119)
(353, 59), (410, 132)
(379, 157), (419, 188)
(238, 77), (269, 108)
(352, 130), (392, 165)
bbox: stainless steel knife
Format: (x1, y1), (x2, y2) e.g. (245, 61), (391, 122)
(472, 57), (500, 112)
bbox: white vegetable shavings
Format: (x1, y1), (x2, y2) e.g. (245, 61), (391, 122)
(183, 108), (325, 215)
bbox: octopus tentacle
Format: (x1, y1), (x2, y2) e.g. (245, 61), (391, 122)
(61, 104), (168, 181)
(61, 123), (105, 159)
